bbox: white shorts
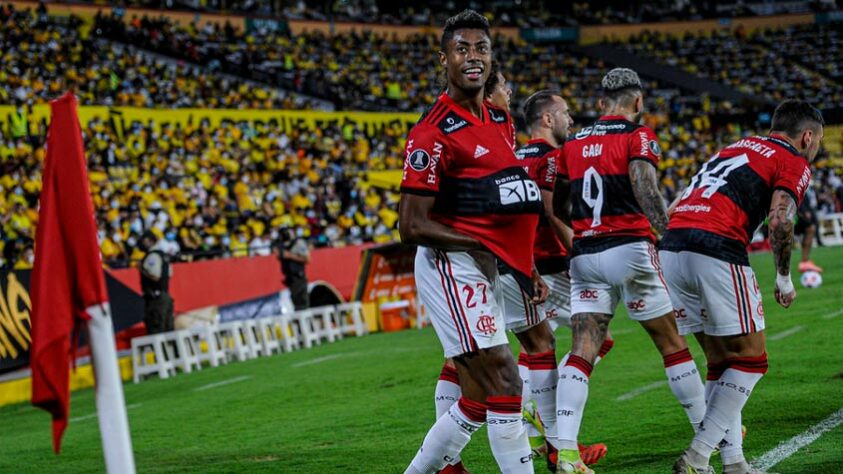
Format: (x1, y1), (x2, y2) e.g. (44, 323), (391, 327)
(659, 250), (765, 336)
(501, 270), (572, 333)
(542, 271), (572, 330)
(415, 247), (508, 357)
(570, 241), (673, 321)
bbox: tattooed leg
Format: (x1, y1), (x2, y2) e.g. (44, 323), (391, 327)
(570, 312), (613, 364)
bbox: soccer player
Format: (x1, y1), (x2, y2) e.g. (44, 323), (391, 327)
(400, 10), (543, 473)
(553, 68), (706, 474)
(662, 101), (823, 474)
(430, 58), (516, 474)
(509, 90), (610, 469)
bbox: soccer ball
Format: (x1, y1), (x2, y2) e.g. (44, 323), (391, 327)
(800, 271), (823, 289)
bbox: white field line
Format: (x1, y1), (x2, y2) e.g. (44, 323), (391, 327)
(822, 308), (843, 320)
(752, 408), (843, 470)
(615, 381), (667, 401)
(69, 403), (142, 422)
(193, 375), (252, 392)
(291, 353), (346, 368)
(768, 325), (804, 341)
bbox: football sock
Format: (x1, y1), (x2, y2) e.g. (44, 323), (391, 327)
(518, 352), (530, 403)
(528, 350), (559, 447)
(434, 363), (463, 466)
(517, 352), (540, 439)
(690, 354), (768, 463)
(486, 395), (533, 473)
(406, 397), (485, 474)
(720, 414), (745, 465)
(555, 355), (593, 451)
(593, 338), (614, 365)
(663, 349), (706, 429)
(435, 363), (461, 419)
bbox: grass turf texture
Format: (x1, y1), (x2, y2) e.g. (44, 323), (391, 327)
(1, 246), (842, 473)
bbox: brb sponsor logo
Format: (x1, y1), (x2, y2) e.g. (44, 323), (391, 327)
(674, 308), (687, 319)
(497, 176), (541, 206)
(545, 308), (558, 320)
(579, 289), (598, 300)
(627, 299), (646, 312)
(476, 315), (496, 335)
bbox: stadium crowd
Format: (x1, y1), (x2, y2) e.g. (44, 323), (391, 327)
(0, 4), (313, 109)
(621, 26), (843, 111)
(0, 116), (405, 269)
(76, 0), (840, 25)
(2, 3), (843, 271)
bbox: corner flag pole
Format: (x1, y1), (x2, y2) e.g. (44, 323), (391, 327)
(87, 303), (136, 473)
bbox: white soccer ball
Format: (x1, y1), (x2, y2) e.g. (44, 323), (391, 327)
(800, 271), (823, 289)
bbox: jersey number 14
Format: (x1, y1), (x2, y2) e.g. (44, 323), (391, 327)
(681, 154), (749, 200)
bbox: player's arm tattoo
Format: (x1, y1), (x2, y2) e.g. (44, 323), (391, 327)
(552, 177), (572, 226)
(629, 160), (669, 236)
(768, 190), (797, 276)
(571, 312), (612, 362)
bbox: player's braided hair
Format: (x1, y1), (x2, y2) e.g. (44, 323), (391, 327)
(771, 100), (825, 138)
(441, 9), (491, 51)
(601, 67), (643, 107)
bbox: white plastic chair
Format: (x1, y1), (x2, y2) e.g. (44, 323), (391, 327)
(311, 305), (341, 343)
(256, 317), (282, 356)
(335, 301), (367, 336)
(290, 310), (320, 349)
(217, 321), (252, 361)
(163, 330), (202, 374)
(131, 333), (177, 383)
(189, 325), (227, 368)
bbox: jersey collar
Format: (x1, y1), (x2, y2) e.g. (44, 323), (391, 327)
(440, 92), (487, 126)
(766, 134), (800, 156)
(598, 114), (627, 121)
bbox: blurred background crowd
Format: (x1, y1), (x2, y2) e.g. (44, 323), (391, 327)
(1, 0), (842, 270)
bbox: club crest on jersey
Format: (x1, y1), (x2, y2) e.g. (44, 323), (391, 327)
(408, 149), (431, 171)
(649, 140), (662, 156)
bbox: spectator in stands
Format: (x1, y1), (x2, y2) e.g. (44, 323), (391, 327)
(275, 227), (310, 310)
(139, 231), (175, 334)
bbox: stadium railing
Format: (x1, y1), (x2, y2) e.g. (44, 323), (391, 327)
(819, 213), (843, 246)
(131, 301), (365, 383)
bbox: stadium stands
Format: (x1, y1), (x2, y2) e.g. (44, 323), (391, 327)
(620, 26), (843, 110)
(2, 2), (843, 271)
(0, 5), (313, 109)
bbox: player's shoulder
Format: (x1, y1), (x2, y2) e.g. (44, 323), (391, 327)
(516, 138), (556, 158)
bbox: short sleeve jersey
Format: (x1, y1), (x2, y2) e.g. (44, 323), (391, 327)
(401, 93), (542, 288)
(557, 115), (662, 255)
(661, 134), (812, 265)
(514, 138), (568, 265)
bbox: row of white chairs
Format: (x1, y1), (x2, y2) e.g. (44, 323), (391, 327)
(131, 302), (367, 383)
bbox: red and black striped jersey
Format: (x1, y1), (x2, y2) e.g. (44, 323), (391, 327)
(557, 115), (661, 255)
(661, 134), (812, 265)
(515, 138), (568, 271)
(400, 92), (541, 290)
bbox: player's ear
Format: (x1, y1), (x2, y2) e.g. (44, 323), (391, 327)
(800, 127), (813, 152)
(438, 50), (447, 68)
(597, 97), (605, 112)
(635, 95), (644, 114)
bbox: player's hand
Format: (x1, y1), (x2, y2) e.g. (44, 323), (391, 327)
(775, 274), (796, 308)
(531, 270), (549, 305)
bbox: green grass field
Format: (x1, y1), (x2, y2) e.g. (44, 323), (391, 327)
(2, 247), (842, 473)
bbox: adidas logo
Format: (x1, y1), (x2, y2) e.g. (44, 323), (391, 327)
(474, 144), (490, 158)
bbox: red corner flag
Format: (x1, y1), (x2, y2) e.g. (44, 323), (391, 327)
(30, 92), (109, 453)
